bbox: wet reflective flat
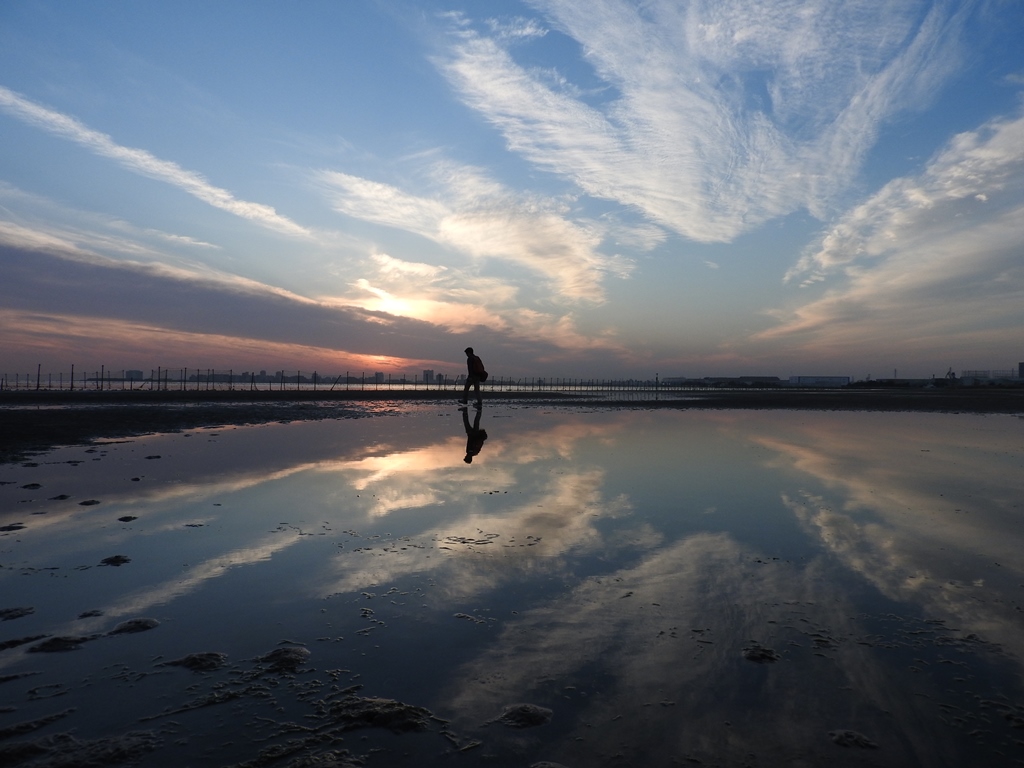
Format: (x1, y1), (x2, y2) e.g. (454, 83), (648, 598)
(1, 405), (1023, 767)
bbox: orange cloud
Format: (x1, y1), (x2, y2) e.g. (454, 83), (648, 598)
(0, 309), (446, 374)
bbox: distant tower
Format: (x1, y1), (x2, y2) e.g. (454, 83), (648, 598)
(422, 369), (434, 383)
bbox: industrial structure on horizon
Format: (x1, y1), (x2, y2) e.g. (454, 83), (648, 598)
(960, 363), (1023, 380)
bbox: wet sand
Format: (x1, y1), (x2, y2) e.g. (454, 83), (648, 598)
(2, 387), (1022, 464)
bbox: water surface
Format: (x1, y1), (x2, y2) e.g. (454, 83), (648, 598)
(2, 405), (1023, 767)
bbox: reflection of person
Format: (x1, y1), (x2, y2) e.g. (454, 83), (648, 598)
(462, 405), (488, 463)
(459, 347), (486, 407)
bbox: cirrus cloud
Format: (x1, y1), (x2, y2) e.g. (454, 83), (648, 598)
(0, 85), (312, 238)
(436, 0), (968, 242)
(318, 164), (630, 303)
(757, 109), (1024, 365)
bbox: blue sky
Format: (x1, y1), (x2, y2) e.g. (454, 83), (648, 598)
(1, 0), (1022, 380)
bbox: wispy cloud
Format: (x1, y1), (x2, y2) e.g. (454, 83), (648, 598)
(318, 163), (630, 303)
(0, 181), (218, 250)
(0, 85), (312, 238)
(318, 172), (448, 237)
(332, 252), (630, 356)
(436, 1), (968, 242)
(485, 16), (548, 43)
(757, 109), (1024, 364)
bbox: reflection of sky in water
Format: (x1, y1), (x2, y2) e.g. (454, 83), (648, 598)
(1, 407), (1023, 766)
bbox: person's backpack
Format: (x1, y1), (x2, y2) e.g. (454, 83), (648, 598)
(473, 356), (489, 382)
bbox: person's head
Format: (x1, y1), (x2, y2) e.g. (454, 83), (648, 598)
(464, 347), (474, 356)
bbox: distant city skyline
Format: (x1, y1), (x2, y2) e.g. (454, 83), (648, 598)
(4, 362), (1020, 390)
(2, 1), (1023, 379)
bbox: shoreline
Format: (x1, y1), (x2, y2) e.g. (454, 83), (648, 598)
(2, 388), (1022, 464)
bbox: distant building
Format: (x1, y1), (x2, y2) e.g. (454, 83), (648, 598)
(664, 376), (780, 386)
(435, 372), (445, 385)
(789, 376), (850, 387)
(963, 370), (1017, 379)
(422, 369), (434, 384)
(125, 370), (143, 379)
(374, 372), (384, 384)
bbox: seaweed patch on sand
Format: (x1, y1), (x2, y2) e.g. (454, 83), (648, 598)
(97, 645), (468, 765)
(27, 635), (100, 653)
(0, 729), (161, 768)
(157, 651), (228, 672)
(486, 703), (553, 728)
(0, 607), (34, 621)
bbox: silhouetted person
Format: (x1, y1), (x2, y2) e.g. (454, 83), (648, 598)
(462, 404), (488, 463)
(459, 347), (487, 407)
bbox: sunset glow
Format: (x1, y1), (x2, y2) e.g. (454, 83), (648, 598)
(2, 2), (1022, 379)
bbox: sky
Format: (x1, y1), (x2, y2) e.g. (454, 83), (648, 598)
(1, 0), (1022, 381)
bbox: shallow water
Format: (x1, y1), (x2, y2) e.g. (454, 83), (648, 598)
(2, 405), (1023, 767)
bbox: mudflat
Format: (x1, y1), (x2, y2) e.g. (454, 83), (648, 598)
(2, 405), (1022, 767)
(2, 388), (1022, 464)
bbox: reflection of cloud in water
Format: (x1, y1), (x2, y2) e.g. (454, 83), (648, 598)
(326, 437), (477, 516)
(0, 457), (353, 564)
(335, 437), (466, 491)
(753, 413), (1024, 659)
(321, 417), (629, 519)
(442, 532), (997, 767)
(90, 531), (302, 621)
(319, 469), (638, 602)
(0, 429), (396, 556)
(0, 531), (303, 671)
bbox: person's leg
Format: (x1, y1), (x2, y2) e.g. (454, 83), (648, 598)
(473, 380), (482, 407)
(460, 379), (470, 404)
